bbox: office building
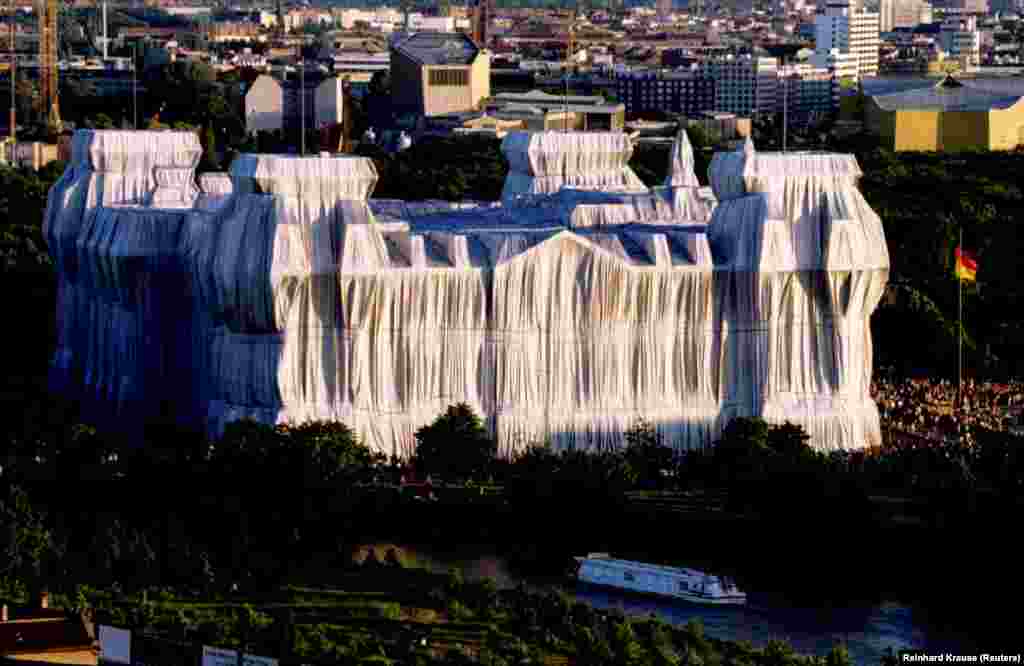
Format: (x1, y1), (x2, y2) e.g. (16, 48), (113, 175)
(616, 70), (716, 115)
(777, 64), (839, 123)
(814, 0), (880, 79)
(939, 12), (981, 66)
(698, 56), (779, 117)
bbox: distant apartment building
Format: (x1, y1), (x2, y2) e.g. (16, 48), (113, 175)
(616, 69), (716, 116)
(813, 0), (880, 79)
(206, 21), (263, 43)
(777, 64), (839, 123)
(811, 48), (861, 79)
(282, 9), (335, 33)
(408, 15), (456, 32)
(390, 32), (490, 117)
(661, 48), (699, 68)
(940, 12), (981, 65)
(244, 73), (347, 133)
(698, 56), (779, 117)
(333, 7), (403, 29)
(931, 0), (987, 12)
(989, 0), (1020, 13)
(880, 0), (933, 31)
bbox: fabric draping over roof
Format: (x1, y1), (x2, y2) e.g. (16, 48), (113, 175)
(47, 129), (890, 454)
(500, 131), (647, 203)
(664, 129), (701, 188)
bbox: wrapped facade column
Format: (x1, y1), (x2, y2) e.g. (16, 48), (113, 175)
(708, 143), (889, 450)
(43, 130), (202, 433)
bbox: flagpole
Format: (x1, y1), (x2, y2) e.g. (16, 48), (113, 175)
(958, 226), (963, 420)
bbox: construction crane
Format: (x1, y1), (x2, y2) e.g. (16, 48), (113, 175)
(36, 0), (60, 135)
(471, 0), (490, 48)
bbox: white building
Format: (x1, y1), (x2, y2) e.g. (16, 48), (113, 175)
(940, 12), (981, 66)
(810, 47), (861, 79)
(814, 0), (880, 79)
(879, 0), (932, 31)
(698, 56), (779, 117)
(407, 15), (455, 32)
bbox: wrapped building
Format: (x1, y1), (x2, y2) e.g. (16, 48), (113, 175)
(45, 129), (888, 455)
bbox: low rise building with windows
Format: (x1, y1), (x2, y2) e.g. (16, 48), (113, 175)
(616, 69), (717, 116)
(390, 32), (490, 117)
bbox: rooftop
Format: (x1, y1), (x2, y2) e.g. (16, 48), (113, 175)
(871, 76), (1024, 112)
(494, 89), (606, 105)
(393, 31), (480, 66)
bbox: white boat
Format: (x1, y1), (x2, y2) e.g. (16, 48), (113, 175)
(573, 553), (747, 605)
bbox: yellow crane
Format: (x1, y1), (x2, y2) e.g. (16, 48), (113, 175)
(36, 0), (61, 135)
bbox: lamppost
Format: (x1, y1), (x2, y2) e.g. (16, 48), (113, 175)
(131, 43), (137, 129)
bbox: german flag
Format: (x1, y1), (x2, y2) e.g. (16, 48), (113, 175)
(955, 247), (978, 282)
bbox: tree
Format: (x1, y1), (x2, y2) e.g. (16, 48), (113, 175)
(713, 417), (771, 487)
(414, 404), (496, 481)
(93, 113), (116, 129)
(624, 418), (674, 489)
(0, 485), (57, 596)
(201, 124), (219, 172)
(766, 421), (812, 460)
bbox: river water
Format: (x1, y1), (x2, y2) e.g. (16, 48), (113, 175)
(352, 542), (981, 664)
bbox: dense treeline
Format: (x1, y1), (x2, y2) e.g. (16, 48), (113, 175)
(2, 398), (1022, 617)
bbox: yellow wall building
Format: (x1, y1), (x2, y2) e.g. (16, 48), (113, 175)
(866, 75), (1024, 151)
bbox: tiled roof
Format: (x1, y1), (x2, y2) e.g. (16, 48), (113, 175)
(394, 32), (479, 66)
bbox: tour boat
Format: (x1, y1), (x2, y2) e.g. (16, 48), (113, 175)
(572, 553), (747, 605)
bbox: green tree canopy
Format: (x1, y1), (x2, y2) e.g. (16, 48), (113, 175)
(414, 403), (496, 481)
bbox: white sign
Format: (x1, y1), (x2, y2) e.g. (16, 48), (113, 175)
(201, 647), (277, 666)
(243, 655), (278, 666)
(202, 646), (238, 666)
(99, 625), (132, 665)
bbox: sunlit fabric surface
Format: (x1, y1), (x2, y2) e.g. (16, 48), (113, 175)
(501, 131), (647, 203)
(46, 130), (888, 454)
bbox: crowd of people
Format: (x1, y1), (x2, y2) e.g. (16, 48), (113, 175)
(871, 371), (1024, 445)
